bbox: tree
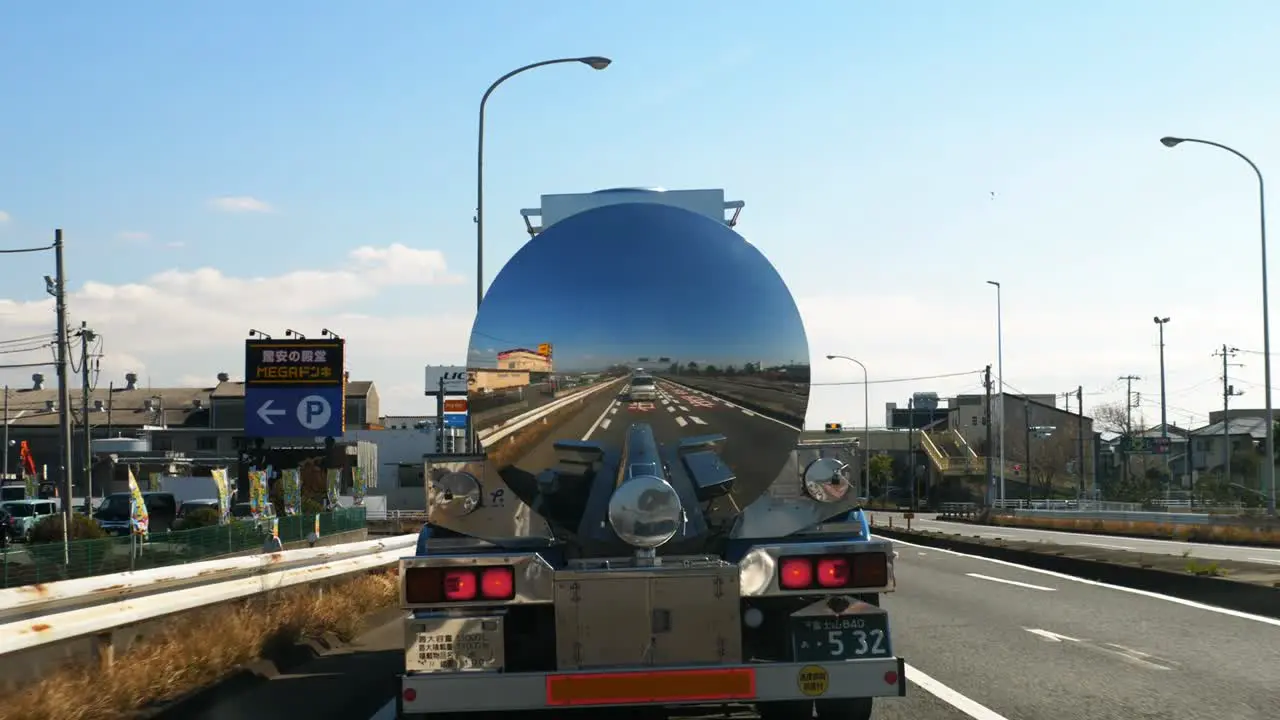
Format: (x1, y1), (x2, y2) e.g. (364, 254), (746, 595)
(1092, 401), (1133, 435)
(1031, 425), (1080, 499)
(868, 453), (894, 497)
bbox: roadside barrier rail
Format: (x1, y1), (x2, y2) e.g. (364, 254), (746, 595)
(476, 376), (625, 444)
(0, 533), (417, 656)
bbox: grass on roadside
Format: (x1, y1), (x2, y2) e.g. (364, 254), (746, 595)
(0, 569), (400, 720)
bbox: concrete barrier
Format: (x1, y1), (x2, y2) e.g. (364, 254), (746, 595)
(989, 512), (1280, 547)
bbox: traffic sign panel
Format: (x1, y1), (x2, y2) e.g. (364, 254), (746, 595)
(443, 398), (468, 413)
(245, 339), (345, 386)
(443, 413), (468, 429)
(245, 385), (346, 438)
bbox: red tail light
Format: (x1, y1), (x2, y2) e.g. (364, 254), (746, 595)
(443, 570), (477, 601)
(480, 566), (515, 599)
(816, 557), (851, 587)
(777, 553), (887, 591)
(404, 565), (517, 604)
(779, 557), (813, 589)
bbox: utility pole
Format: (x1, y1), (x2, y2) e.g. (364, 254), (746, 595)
(1077, 386), (1085, 498)
(2, 385), (9, 478)
(1118, 375), (1142, 434)
(1024, 397), (1034, 499)
(78, 322), (98, 512)
(983, 365), (994, 505)
(1118, 375), (1141, 486)
(53, 230), (74, 546)
(1213, 345), (1243, 483)
(907, 397), (916, 511)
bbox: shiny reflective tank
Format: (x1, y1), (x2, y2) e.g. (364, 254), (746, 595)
(464, 200), (809, 554)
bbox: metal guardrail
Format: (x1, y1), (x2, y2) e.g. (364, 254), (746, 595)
(477, 376), (625, 444)
(0, 533), (417, 656)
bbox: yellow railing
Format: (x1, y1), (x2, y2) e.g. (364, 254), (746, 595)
(950, 429), (980, 459)
(920, 431), (950, 471)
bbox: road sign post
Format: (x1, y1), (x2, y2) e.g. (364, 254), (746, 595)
(244, 339), (347, 440)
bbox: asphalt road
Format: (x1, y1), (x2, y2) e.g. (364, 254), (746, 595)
(502, 377), (801, 516)
(888, 514), (1280, 565)
(163, 534), (1279, 719)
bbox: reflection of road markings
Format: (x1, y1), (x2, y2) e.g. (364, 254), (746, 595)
(1246, 557), (1280, 565)
(664, 378), (802, 431)
(609, 407), (618, 415)
(689, 415), (707, 425)
(666, 405), (676, 413)
(1081, 542), (1135, 550)
(678, 405), (690, 412)
(1024, 630), (1174, 670)
(966, 573), (1056, 592)
(600, 419), (612, 431)
(741, 409), (756, 416)
(676, 416), (688, 427)
(582, 401), (617, 440)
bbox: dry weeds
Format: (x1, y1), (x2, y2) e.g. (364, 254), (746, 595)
(0, 569), (400, 720)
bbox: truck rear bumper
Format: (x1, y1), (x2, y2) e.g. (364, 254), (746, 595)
(398, 657), (906, 715)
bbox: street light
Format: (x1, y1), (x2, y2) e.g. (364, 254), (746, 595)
(1155, 316), (1172, 497)
(1161, 136), (1274, 515)
(476, 56), (613, 310)
(826, 355), (871, 499)
(986, 280), (1005, 503)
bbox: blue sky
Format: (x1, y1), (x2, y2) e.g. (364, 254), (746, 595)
(468, 202), (808, 371)
(2, 2), (1279, 425)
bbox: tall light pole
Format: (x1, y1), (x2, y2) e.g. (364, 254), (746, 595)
(986, 280), (1005, 503)
(476, 56), (612, 309)
(1161, 136), (1274, 515)
(1155, 316), (1171, 493)
(826, 354), (871, 499)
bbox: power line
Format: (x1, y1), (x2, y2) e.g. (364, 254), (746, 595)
(0, 243), (55, 254)
(812, 370), (979, 387)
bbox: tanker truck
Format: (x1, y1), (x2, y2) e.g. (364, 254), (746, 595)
(396, 188), (905, 719)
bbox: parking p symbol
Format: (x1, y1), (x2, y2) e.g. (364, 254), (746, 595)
(297, 395), (333, 431)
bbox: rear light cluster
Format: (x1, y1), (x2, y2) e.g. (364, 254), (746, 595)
(778, 553), (888, 591)
(404, 565), (516, 604)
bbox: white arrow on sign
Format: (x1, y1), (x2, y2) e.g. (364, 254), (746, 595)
(257, 399), (287, 425)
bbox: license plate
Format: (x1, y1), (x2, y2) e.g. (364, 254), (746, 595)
(790, 613), (892, 662)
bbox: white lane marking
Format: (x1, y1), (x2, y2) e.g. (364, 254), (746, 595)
(1022, 630), (1173, 670)
(904, 663), (1012, 720)
(966, 573), (1056, 592)
(689, 415), (707, 425)
(742, 409), (756, 416)
(600, 418), (612, 431)
(675, 416), (688, 427)
(582, 401), (617, 440)
(1024, 627), (1080, 642)
(879, 534), (1280, 627)
(678, 405), (690, 412)
(1247, 557), (1280, 565)
(667, 405), (676, 413)
(1101, 643), (1176, 670)
(609, 407), (618, 415)
(1081, 542), (1135, 550)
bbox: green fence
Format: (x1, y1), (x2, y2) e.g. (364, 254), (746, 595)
(1, 507), (367, 589)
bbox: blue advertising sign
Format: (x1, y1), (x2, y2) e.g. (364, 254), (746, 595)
(245, 385), (346, 438)
(443, 413), (468, 429)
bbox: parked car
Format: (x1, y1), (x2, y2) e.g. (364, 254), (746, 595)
(0, 499), (59, 542)
(173, 498), (221, 530)
(93, 492), (179, 535)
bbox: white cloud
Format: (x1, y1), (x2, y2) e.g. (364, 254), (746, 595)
(0, 244), (472, 414)
(208, 196), (273, 214)
(0, 210), (10, 224)
(117, 231), (151, 242)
